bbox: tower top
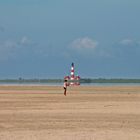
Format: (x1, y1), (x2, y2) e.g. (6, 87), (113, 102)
(71, 62), (74, 67)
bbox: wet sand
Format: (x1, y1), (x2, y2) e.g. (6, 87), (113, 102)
(0, 85), (140, 140)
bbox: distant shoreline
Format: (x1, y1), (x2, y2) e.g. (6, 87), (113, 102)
(0, 82), (140, 87)
(1, 78), (140, 84)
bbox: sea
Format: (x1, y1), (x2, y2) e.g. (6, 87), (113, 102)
(0, 82), (140, 86)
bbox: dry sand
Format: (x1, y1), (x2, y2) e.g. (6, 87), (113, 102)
(0, 85), (140, 140)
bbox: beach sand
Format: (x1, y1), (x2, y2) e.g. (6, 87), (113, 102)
(0, 85), (140, 140)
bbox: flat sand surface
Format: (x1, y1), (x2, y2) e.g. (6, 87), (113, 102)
(0, 85), (140, 140)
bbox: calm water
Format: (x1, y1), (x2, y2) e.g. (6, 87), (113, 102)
(81, 83), (140, 86)
(0, 82), (140, 86)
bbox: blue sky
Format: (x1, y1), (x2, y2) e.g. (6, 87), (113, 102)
(0, 0), (140, 78)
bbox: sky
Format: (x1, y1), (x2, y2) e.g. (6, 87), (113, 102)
(0, 0), (140, 79)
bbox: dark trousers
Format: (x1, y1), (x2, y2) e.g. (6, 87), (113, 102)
(64, 87), (67, 96)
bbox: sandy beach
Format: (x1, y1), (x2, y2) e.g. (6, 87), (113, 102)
(0, 85), (140, 140)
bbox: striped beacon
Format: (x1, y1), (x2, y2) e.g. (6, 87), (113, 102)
(64, 63), (80, 86)
(71, 63), (75, 80)
(70, 63), (75, 85)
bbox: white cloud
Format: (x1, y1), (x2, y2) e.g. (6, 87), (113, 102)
(0, 36), (51, 61)
(0, 36), (37, 60)
(19, 36), (33, 46)
(69, 37), (99, 56)
(0, 40), (17, 60)
(138, 41), (140, 45)
(71, 37), (98, 50)
(119, 39), (134, 45)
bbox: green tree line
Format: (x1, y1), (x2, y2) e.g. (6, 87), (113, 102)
(0, 78), (140, 83)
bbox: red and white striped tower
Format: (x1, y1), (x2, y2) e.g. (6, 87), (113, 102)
(70, 63), (75, 85)
(64, 62), (80, 86)
(70, 62), (75, 80)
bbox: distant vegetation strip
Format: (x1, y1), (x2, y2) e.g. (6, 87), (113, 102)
(0, 79), (63, 83)
(80, 78), (140, 83)
(1, 78), (140, 83)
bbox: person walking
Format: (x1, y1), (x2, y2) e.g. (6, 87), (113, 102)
(63, 79), (68, 96)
